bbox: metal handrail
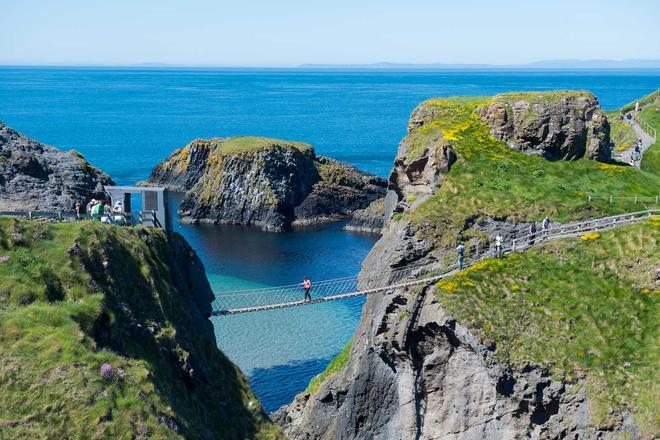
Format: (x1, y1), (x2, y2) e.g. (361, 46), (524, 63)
(511, 209), (657, 251)
(638, 115), (657, 142)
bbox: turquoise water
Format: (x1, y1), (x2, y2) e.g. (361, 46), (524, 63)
(1, 67), (658, 412)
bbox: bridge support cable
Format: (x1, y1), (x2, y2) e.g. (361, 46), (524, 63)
(211, 209), (658, 315)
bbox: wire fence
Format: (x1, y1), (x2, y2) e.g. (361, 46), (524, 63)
(586, 195), (659, 204)
(0, 210), (162, 228)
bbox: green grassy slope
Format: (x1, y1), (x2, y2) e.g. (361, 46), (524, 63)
(304, 340), (352, 396)
(400, 95), (660, 248)
(0, 219), (280, 439)
(607, 110), (637, 152)
(435, 220), (659, 435)
(634, 90), (660, 173)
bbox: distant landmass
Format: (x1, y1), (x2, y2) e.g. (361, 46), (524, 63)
(299, 59), (660, 69)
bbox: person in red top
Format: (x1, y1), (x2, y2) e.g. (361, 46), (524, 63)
(303, 276), (312, 302)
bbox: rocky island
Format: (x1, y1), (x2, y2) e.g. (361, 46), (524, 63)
(143, 136), (387, 231)
(0, 121), (112, 211)
(275, 91), (660, 439)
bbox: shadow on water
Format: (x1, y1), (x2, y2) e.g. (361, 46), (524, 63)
(166, 192), (378, 412)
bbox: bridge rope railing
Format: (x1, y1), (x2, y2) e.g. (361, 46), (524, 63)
(211, 209), (658, 315)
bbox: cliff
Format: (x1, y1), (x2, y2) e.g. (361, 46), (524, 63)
(0, 219), (280, 439)
(478, 91), (611, 162)
(0, 121), (113, 211)
(275, 91), (660, 439)
(143, 136), (387, 231)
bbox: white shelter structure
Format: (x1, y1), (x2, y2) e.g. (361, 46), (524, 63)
(104, 186), (171, 231)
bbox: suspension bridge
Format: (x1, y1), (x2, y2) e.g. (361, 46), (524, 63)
(211, 209), (658, 316)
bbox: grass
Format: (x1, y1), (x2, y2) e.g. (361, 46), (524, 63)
(607, 111), (637, 152)
(434, 221), (659, 435)
(305, 340), (352, 395)
(398, 95), (660, 249)
(0, 218), (280, 439)
(489, 90), (594, 105)
(635, 90), (660, 174)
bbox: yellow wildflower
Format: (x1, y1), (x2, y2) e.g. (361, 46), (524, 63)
(580, 232), (601, 241)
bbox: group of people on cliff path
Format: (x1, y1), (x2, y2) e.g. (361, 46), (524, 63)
(73, 199), (124, 221)
(455, 216), (551, 270)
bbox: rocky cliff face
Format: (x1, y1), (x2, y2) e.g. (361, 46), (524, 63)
(478, 91), (611, 162)
(344, 198), (385, 234)
(0, 121), (113, 211)
(275, 92), (651, 439)
(144, 136), (386, 231)
(275, 284), (638, 440)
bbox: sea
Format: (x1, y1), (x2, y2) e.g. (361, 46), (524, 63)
(0, 67), (658, 412)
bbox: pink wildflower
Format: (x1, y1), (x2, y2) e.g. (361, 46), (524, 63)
(100, 363), (113, 380)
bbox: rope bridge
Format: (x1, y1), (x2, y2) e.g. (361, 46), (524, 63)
(211, 209), (658, 316)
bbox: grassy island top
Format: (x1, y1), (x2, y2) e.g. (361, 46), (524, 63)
(164, 135), (314, 175)
(436, 220), (659, 435)
(400, 94), (660, 247)
(191, 135), (312, 156)
(489, 89), (596, 104)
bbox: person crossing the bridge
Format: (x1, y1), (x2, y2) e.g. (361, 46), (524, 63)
(302, 276), (312, 302)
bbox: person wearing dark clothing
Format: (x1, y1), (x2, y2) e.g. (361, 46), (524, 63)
(528, 222), (537, 245)
(303, 276), (312, 302)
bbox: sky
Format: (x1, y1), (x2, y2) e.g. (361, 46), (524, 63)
(1, 0), (659, 66)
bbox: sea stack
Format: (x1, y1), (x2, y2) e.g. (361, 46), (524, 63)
(143, 136), (387, 231)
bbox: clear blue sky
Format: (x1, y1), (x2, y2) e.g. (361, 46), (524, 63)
(1, 0), (659, 66)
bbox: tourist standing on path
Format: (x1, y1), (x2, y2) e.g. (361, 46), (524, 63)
(495, 233), (503, 258)
(86, 199), (95, 217)
(91, 200), (103, 221)
(456, 243), (465, 270)
(542, 216), (550, 239)
(528, 222), (537, 245)
(302, 276), (312, 302)
(74, 202), (83, 220)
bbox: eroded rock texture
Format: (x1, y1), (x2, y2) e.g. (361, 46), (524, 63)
(478, 92), (611, 162)
(144, 137), (386, 231)
(275, 284), (637, 440)
(0, 122), (112, 211)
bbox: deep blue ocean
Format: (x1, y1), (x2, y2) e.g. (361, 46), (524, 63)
(0, 67), (658, 412)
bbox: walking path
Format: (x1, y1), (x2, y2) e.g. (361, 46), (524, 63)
(211, 209), (658, 316)
(615, 116), (656, 167)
